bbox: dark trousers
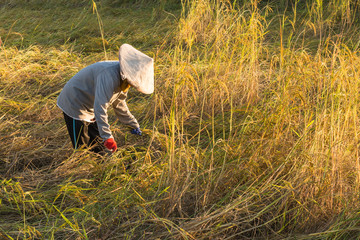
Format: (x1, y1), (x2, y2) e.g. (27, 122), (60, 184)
(63, 112), (104, 153)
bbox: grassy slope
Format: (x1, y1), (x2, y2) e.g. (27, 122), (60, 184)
(1, 0), (360, 239)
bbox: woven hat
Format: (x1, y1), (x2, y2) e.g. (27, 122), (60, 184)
(119, 44), (154, 94)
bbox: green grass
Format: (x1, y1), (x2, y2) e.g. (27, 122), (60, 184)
(2, 0), (360, 239)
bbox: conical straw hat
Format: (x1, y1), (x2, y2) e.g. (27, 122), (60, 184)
(119, 44), (154, 94)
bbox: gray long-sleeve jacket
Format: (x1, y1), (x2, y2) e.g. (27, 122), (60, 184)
(57, 61), (140, 140)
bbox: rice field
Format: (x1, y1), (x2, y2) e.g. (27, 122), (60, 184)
(1, 0), (360, 239)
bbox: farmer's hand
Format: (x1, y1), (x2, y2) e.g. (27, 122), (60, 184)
(104, 138), (117, 152)
(131, 127), (142, 136)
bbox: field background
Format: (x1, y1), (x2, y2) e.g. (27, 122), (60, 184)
(1, 0), (360, 239)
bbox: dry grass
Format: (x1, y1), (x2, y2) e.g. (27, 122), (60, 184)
(2, 0), (360, 239)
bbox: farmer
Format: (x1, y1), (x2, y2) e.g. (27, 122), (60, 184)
(57, 44), (154, 153)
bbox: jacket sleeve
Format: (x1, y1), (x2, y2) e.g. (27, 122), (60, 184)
(94, 72), (115, 140)
(112, 92), (140, 129)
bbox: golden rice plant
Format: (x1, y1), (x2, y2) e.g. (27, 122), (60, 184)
(151, 0), (360, 238)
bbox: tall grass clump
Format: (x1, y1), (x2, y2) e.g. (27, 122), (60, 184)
(150, 0), (360, 238)
(154, 0), (267, 215)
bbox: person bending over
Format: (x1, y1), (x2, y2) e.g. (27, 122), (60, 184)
(57, 44), (154, 153)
